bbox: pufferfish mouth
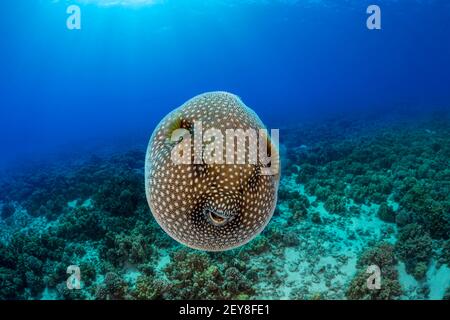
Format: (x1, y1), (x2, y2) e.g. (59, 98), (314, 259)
(205, 208), (233, 226)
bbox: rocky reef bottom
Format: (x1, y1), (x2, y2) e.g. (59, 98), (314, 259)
(0, 110), (449, 300)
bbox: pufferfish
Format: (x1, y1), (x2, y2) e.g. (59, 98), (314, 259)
(145, 92), (279, 251)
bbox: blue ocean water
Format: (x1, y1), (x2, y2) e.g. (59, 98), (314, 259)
(0, 1), (450, 301)
(1, 0), (449, 167)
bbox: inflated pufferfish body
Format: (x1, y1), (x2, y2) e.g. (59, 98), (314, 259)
(145, 92), (279, 251)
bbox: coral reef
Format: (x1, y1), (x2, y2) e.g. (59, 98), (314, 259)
(0, 112), (449, 300)
(444, 286), (450, 300)
(162, 249), (256, 299)
(95, 272), (129, 300)
(377, 203), (396, 223)
(346, 243), (402, 300)
(1, 202), (15, 220)
(395, 223), (433, 280)
(324, 195), (347, 215)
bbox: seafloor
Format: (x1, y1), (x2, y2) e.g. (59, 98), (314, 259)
(0, 110), (449, 300)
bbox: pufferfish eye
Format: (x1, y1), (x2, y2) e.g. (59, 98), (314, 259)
(145, 91), (279, 252)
